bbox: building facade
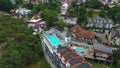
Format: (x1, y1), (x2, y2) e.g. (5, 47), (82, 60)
(41, 29), (92, 68)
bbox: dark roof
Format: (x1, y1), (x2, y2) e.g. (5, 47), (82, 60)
(69, 57), (83, 65)
(11, 13), (22, 17)
(57, 46), (66, 51)
(60, 49), (73, 55)
(76, 63), (91, 68)
(57, 45), (92, 68)
(34, 23), (39, 29)
(111, 30), (120, 40)
(94, 43), (112, 54)
(64, 53), (78, 60)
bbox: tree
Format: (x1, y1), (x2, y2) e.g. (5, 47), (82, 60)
(57, 19), (66, 31)
(0, 45), (33, 68)
(67, 6), (76, 17)
(0, 0), (13, 12)
(22, 3), (33, 9)
(87, 8), (94, 17)
(0, 17), (50, 68)
(15, 0), (23, 5)
(67, 0), (78, 17)
(116, 60), (120, 68)
(71, 0), (77, 7)
(113, 48), (120, 65)
(41, 9), (58, 27)
(77, 6), (87, 25)
(99, 9), (106, 18)
(41, 0), (61, 13)
(107, 5), (120, 22)
(85, 0), (103, 9)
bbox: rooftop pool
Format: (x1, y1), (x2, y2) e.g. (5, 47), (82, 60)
(48, 35), (61, 47)
(74, 46), (85, 54)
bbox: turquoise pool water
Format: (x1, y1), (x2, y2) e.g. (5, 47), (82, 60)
(74, 46), (85, 54)
(48, 35), (61, 47)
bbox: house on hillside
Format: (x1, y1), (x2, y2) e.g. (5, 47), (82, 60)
(71, 25), (95, 44)
(61, 3), (69, 15)
(42, 29), (92, 68)
(94, 43), (113, 61)
(108, 30), (120, 46)
(11, 13), (23, 18)
(27, 19), (45, 27)
(26, 18), (45, 34)
(87, 17), (113, 33)
(16, 8), (31, 16)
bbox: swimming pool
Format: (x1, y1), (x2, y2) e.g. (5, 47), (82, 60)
(74, 46), (85, 54)
(48, 35), (61, 47)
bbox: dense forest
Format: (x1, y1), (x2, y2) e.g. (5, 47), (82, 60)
(0, 17), (50, 68)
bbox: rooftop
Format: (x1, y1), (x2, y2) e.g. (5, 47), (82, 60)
(87, 16), (113, 24)
(111, 30), (120, 40)
(72, 25), (95, 39)
(44, 29), (67, 48)
(94, 43), (113, 55)
(56, 45), (92, 68)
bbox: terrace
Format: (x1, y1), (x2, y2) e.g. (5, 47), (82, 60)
(56, 45), (92, 68)
(43, 29), (68, 49)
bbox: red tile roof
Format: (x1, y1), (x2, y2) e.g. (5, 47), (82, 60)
(72, 25), (95, 39)
(10, 9), (15, 13)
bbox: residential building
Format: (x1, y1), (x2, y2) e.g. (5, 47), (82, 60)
(11, 13), (23, 18)
(42, 29), (92, 68)
(10, 0), (15, 4)
(94, 43), (113, 60)
(87, 17), (113, 29)
(61, 3), (69, 15)
(71, 25), (95, 43)
(10, 9), (15, 13)
(22, 0), (30, 3)
(16, 8), (31, 15)
(100, 0), (120, 4)
(108, 30), (120, 46)
(26, 18), (45, 34)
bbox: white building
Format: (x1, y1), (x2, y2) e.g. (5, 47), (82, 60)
(61, 3), (69, 15)
(41, 29), (92, 68)
(16, 8), (31, 15)
(87, 17), (113, 29)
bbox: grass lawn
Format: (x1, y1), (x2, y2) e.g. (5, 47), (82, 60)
(26, 57), (51, 68)
(89, 61), (116, 68)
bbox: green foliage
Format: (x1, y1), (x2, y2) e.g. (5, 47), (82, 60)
(41, 9), (58, 27)
(0, 45), (33, 68)
(0, 0), (13, 12)
(107, 5), (120, 22)
(77, 6), (87, 25)
(113, 48), (120, 67)
(99, 9), (106, 18)
(67, 6), (77, 17)
(67, 0), (78, 17)
(71, 0), (77, 7)
(15, 0), (23, 5)
(87, 8), (94, 17)
(0, 17), (50, 68)
(40, 0), (61, 13)
(57, 19), (66, 31)
(116, 60), (120, 68)
(85, 0), (103, 9)
(22, 3), (33, 9)
(113, 48), (120, 61)
(97, 38), (102, 43)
